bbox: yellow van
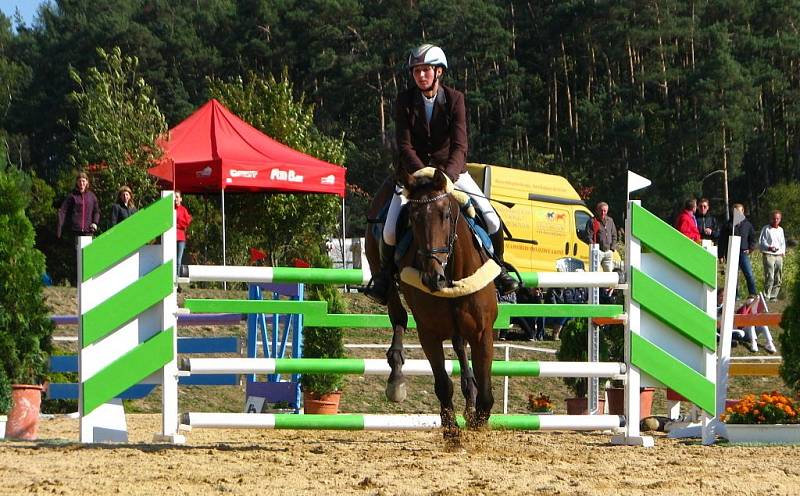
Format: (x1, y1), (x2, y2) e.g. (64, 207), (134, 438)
(467, 163), (597, 273)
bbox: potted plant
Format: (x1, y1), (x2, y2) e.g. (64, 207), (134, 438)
(300, 252), (347, 414)
(721, 391), (800, 443)
(556, 320), (608, 414)
(0, 162), (54, 440)
(527, 393), (554, 414)
(601, 324), (656, 419)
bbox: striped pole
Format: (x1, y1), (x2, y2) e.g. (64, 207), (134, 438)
(182, 413), (624, 431)
(183, 265), (623, 288)
(181, 358), (626, 378)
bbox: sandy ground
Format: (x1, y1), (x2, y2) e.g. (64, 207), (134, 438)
(1, 414), (800, 495)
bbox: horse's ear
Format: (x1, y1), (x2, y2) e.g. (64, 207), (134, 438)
(433, 169), (448, 191)
(398, 168), (414, 189)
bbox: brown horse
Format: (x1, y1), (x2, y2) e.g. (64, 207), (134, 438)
(365, 168), (498, 437)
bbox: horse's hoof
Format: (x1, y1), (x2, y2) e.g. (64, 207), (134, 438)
(385, 381), (407, 403)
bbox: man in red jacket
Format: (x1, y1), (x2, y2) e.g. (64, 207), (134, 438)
(675, 198), (701, 243)
(175, 191), (192, 274)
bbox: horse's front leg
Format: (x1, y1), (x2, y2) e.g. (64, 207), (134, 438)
(419, 331), (458, 439)
(452, 334), (477, 425)
(467, 328), (495, 429)
(385, 287), (408, 402)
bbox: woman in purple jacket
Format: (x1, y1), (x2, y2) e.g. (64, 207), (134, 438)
(57, 172), (100, 239)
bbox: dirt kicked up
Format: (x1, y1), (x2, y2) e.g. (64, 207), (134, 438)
(1, 414), (799, 495)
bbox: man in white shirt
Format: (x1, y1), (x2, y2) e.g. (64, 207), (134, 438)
(759, 210), (786, 301)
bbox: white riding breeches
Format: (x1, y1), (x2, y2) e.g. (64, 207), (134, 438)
(383, 171), (501, 246)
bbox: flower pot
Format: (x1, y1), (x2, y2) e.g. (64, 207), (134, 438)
(724, 424), (800, 444)
(5, 384), (43, 440)
(565, 397), (606, 415)
(303, 391), (341, 414)
(606, 387), (656, 420)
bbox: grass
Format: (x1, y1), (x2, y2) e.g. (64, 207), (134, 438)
(43, 283), (792, 417)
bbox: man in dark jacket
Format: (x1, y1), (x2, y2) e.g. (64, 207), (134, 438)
(365, 44), (518, 305)
(57, 172), (100, 238)
(56, 172), (100, 286)
(694, 197), (719, 244)
(719, 203), (757, 296)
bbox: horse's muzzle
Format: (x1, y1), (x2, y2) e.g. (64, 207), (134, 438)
(421, 270), (447, 293)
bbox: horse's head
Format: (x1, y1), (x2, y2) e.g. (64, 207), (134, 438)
(400, 168), (457, 293)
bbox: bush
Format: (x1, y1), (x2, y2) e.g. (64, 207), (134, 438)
(780, 275), (800, 393)
(0, 161), (54, 403)
(555, 319), (610, 398)
(299, 250), (347, 396)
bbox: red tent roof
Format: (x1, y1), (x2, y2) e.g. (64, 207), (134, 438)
(148, 99), (346, 197)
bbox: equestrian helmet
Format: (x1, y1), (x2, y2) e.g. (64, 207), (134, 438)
(407, 44), (448, 70)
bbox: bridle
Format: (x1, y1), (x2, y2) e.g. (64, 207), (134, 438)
(406, 191), (460, 276)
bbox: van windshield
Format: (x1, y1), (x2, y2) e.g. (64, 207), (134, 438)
(575, 210), (592, 244)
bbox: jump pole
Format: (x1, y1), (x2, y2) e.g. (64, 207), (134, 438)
(182, 413), (624, 431)
(181, 264), (623, 289)
(180, 357), (626, 378)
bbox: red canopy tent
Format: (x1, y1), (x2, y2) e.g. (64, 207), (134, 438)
(148, 99), (347, 264)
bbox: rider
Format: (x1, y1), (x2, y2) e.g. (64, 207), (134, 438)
(365, 44), (519, 305)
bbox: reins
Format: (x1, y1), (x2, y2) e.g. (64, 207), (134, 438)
(407, 191), (461, 279)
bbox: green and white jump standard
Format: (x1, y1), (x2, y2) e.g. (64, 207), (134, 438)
(78, 192), (182, 443)
(612, 201), (717, 446)
(182, 413), (624, 431)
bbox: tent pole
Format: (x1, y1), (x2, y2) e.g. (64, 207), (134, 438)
(222, 188), (227, 290)
(342, 197), (347, 269)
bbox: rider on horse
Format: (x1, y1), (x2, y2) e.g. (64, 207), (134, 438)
(365, 44), (519, 305)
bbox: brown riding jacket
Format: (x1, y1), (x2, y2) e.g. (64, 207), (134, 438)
(395, 84), (468, 181)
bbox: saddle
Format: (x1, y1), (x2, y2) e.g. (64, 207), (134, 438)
(370, 194), (494, 265)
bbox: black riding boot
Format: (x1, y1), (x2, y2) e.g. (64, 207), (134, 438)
(365, 241), (396, 305)
(490, 229), (519, 296)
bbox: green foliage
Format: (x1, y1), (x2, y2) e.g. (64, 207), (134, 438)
(67, 46), (167, 231)
(0, 366), (10, 414)
(0, 159), (54, 394)
(780, 275), (800, 394)
(300, 249), (347, 396)
(555, 319), (610, 398)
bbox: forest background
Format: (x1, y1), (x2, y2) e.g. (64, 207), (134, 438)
(3, 0), (800, 281)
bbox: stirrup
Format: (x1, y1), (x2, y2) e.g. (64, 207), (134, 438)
(495, 266), (519, 296)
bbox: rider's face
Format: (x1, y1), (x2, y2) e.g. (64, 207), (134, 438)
(412, 65), (439, 91)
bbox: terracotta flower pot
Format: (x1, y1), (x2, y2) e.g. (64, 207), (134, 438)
(565, 397), (606, 415)
(303, 391), (341, 414)
(5, 384), (43, 440)
(606, 387), (656, 419)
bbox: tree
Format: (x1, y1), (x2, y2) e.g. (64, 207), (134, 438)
(67, 46), (167, 229)
(0, 147), (53, 402)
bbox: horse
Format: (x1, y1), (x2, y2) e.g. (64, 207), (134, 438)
(365, 167), (499, 437)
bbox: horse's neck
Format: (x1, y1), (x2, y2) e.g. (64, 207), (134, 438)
(449, 212), (484, 280)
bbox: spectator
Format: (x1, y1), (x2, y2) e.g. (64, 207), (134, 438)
(516, 286), (546, 341)
(175, 191), (192, 274)
(694, 197), (719, 245)
(546, 285), (587, 340)
(56, 171), (100, 286)
(720, 203), (758, 297)
(759, 210), (786, 301)
(584, 201), (617, 272)
(56, 172), (100, 239)
(110, 185), (137, 226)
(675, 198), (701, 242)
